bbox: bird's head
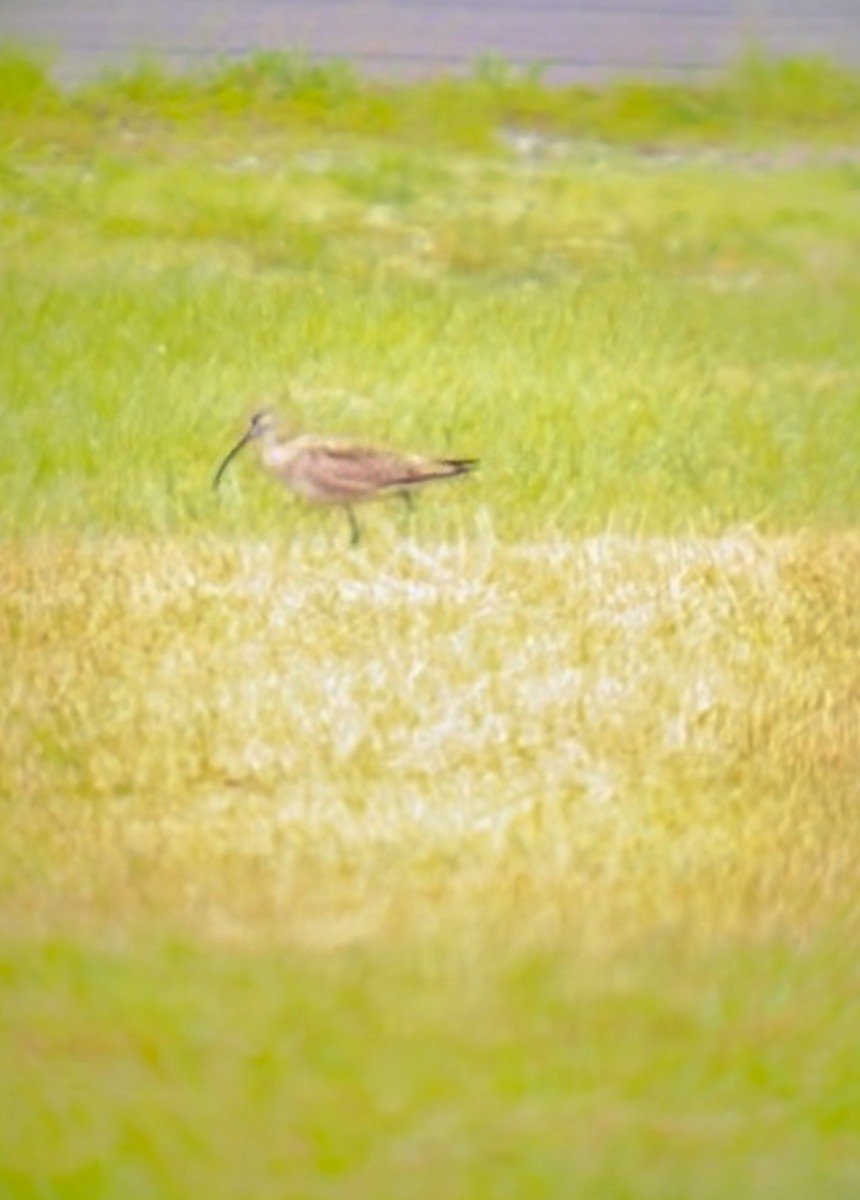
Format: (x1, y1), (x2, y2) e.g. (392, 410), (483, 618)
(213, 408), (278, 490)
(246, 408), (277, 441)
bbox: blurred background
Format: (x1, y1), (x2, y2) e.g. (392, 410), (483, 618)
(4, 0), (860, 86)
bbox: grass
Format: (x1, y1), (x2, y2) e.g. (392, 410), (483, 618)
(5, 43), (860, 145)
(1, 48), (860, 1198)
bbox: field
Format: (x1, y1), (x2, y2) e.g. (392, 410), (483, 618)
(1, 50), (860, 1198)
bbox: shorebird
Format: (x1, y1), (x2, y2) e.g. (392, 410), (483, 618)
(213, 409), (478, 545)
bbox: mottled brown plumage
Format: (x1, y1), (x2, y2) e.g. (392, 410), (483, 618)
(214, 410), (477, 545)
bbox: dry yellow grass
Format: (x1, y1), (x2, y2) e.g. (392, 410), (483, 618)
(2, 531), (858, 954)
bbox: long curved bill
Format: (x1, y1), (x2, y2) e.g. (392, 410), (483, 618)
(213, 433), (251, 490)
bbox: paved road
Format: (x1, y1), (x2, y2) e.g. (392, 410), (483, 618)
(2, 0), (859, 86)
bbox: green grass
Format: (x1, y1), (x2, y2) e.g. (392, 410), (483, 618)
(2, 938), (858, 1199)
(5, 43), (860, 145)
(2, 122), (859, 537)
(1, 50), (860, 1198)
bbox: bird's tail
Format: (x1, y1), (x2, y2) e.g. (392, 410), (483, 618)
(386, 458), (479, 488)
(439, 458), (479, 476)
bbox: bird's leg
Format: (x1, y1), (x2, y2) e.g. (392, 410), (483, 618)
(345, 506), (361, 547)
(398, 489), (415, 538)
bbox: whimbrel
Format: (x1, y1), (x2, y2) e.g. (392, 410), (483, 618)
(213, 409), (478, 545)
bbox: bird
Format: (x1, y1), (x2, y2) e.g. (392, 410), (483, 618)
(213, 408), (478, 546)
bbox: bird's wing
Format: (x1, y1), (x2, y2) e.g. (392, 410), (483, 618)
(290, 442), (414, 499)
(283, 438), (477, 501)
